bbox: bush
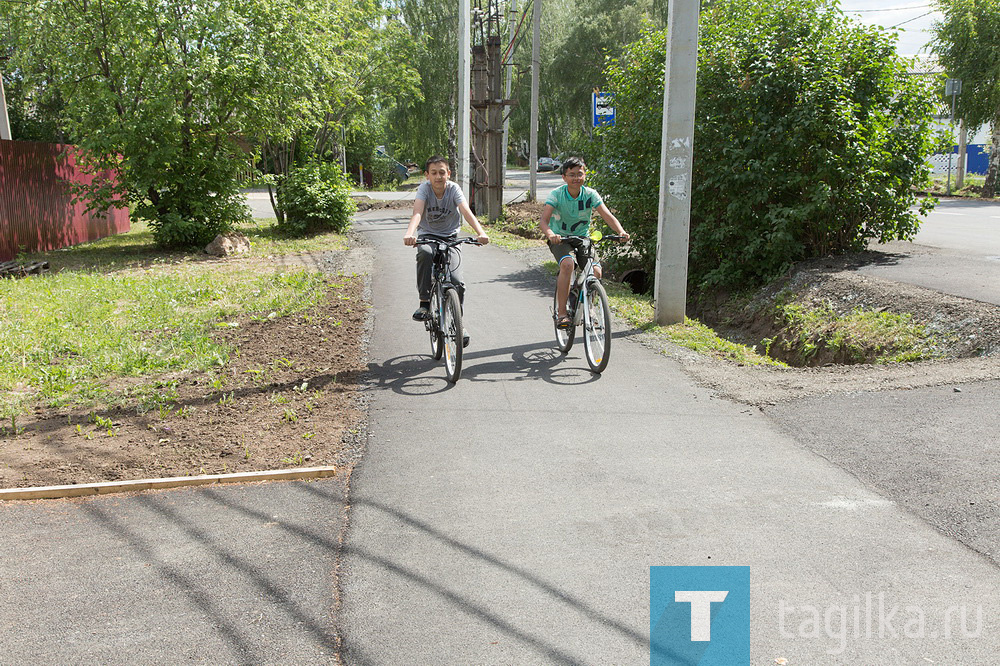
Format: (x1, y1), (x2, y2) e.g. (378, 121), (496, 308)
(134, 172), (248, 249)
(279, 162), (357, 236)
(591, 0), (937, 292)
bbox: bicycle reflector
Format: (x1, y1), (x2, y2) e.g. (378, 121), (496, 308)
(589, 230), (603, 241)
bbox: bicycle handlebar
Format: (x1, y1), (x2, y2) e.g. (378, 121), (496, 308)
(415, 237), (483, 248)
(561, 234), (626, 246)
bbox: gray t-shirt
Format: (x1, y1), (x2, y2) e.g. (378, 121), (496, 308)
(416, 180), (466, 237)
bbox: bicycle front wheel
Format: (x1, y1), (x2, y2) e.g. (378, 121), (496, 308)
(583, 279), (611, 373)
(442, 288), (464, 382)
(429, 289), (444, 360)
(553, 286), (575, 353)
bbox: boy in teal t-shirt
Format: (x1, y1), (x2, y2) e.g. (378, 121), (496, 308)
(539, 156), (629, 329)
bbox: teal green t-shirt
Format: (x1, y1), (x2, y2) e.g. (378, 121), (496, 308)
(545, 184), (603, 236)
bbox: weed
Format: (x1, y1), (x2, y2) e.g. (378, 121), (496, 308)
(282, 408), (298, 423)
(302, 432), (315, 440)
(218, 392), (235, 406)
(269, 393), (290, 405)
(281, 452), (306, 466)
(773, 299), (939, 365)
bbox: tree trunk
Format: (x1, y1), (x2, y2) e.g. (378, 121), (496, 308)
(983, 121), (999, 199)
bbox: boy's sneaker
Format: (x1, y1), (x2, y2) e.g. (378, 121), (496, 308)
(463, 333), (470, 348)
(412, 306), (430, 321)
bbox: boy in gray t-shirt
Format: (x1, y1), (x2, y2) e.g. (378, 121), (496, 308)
(403, 156), (489, 342)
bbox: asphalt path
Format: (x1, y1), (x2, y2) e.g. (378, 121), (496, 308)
(339, 207), (1000, 664)
(0, 478), (350, 663)
(3, 189), (997, 664)
(865, 198), (1000, 305)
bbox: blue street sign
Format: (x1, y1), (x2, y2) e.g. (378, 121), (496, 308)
(593, 91), (615, 128)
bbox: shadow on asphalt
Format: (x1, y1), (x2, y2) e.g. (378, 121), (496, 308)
(284, 483), (652, 665)
(481, 266), (554, 299)
(364, 339), (606, 395)
(78, 487), (340, 662)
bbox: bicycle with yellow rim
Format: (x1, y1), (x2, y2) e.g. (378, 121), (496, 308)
(552, 230), (623, 373)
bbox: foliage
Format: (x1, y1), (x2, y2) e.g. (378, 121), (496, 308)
(2, 0), (411, 248)
(591, 0), (938, 292)
(768, 298), (940, 365)
(505, 0), (665, 162)
(279, 162), (357, 236)
(262, 1), (420, 221)
(0, 71), (67, 143)
(383, 0), (459, 163)
(932, 0), (1000, 197)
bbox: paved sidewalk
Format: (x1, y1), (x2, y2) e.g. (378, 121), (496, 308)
(3, 204), (998, 664)
(339, 208), (1000, 664)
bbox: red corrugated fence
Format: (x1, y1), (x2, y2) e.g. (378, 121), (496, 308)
(0, 140), (130, 261)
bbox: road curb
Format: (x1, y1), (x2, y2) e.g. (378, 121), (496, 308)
(0, 466), (339, 501)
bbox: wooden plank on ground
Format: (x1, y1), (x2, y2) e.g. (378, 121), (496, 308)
(0, 466), (340, 501)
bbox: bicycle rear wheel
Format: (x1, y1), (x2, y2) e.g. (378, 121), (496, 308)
(429, 290), (443, 360)
(442, 288), (464, 382)
(583, 279), (611, 373)
(553, 286), (575, 353)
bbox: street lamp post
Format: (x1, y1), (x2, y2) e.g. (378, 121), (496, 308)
(945, 78), (962, 196)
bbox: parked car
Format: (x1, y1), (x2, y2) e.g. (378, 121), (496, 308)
(537, 157), (559, 172)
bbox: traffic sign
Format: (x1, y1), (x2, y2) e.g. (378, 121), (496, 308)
(593, 91), (615, 127)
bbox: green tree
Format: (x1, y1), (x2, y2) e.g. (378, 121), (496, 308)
(592, 0), (937, 292)
(383, 0), (459, 163)
(3, 0), (377, 248)
(933, 0), (1000, 197)
(505, 0), (664, 161)
(260, 1), (419, 222)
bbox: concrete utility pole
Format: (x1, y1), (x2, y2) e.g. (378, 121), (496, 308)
(528, 0), (541, 202)
(654, 0), (700, 326)
(0, 72), (11, 140)
(457, 0), (472, 200)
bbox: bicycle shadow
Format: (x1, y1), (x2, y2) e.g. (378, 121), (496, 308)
(366, 339), (603, 396)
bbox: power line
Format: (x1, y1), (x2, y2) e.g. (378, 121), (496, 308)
(890, 10), (935, 27)
(845, 3), (930, 12)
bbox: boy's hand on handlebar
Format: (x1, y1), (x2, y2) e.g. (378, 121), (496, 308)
(403, 234), (417, 246)
(477, 234), (490, 245)
(546, 232), (561, 244)
(618, 231), (631, 243)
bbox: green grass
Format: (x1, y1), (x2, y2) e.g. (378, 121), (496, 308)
(600, 281), (786, 367)
(463, 221), (546, 251)
(2, 217), (344, 419)
(772, 299), (940, 364)
(19, 217), (349, 271)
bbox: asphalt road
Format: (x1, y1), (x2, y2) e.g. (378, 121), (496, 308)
(338, 207), (1000, 664)
(863, 198), (1000, 305)
(3, 192), (998, 664)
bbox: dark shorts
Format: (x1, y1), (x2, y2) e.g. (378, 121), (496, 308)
(547, 238), (593, 269)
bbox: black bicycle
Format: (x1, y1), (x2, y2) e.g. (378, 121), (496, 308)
(416, 237), (481, 383)
(552, 233), (624, 374)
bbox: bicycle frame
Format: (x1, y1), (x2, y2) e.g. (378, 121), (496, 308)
(562, 237), (600, 324)
(552, 234), (622, 372)
(415, 237), (480, 382)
